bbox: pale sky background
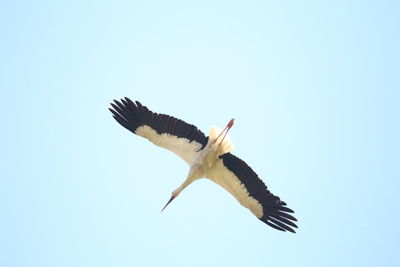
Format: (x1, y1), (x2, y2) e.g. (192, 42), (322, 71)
(1, 1), (399, 267)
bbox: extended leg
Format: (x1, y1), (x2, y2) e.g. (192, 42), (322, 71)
(212, 119), (235, 145)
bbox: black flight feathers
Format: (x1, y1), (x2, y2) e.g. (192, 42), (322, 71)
(109, 97), (208, 149)
(219, 153), (298, 233)
(109, 98), (297, 233)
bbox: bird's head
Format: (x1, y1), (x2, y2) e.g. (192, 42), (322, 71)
(161, 189), (180, 212)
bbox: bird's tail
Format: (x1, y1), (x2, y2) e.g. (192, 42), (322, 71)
(209, 126), (234, 155)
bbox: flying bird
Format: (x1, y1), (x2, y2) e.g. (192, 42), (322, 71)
(109, 98), (298, 233)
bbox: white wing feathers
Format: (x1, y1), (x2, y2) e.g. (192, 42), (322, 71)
(109, 98), (209, 165)
(110, 98), (297, 232)
(135, 125), (205, 165)
(207, 153), (298, 233)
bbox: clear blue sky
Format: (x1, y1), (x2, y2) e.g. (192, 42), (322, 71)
(1, 1), (399, 266)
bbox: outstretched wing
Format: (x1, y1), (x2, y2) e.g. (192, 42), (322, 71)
(109, 98), (208, 165)
(206, 153), (298, 233)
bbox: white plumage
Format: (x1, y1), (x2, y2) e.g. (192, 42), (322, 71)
(110, 98), (297, 233)
(135, 125), (203, 165)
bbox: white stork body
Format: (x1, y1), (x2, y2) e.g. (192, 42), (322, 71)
(110, 98), (297, 233)
(173, 127), (264, 218)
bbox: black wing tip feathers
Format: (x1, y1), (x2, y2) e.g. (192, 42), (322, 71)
(261, 199), (298, 233)
(109, 98), (141, 134)
(262, 216), (298, 233)
(265, 208), (297, 233)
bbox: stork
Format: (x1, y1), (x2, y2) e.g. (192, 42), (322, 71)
(109, 98), (298, 233)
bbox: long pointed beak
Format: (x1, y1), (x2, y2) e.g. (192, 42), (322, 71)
(161, 195), (176, 212)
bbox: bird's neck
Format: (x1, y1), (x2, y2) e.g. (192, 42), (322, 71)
(177, 164), (203, 195)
